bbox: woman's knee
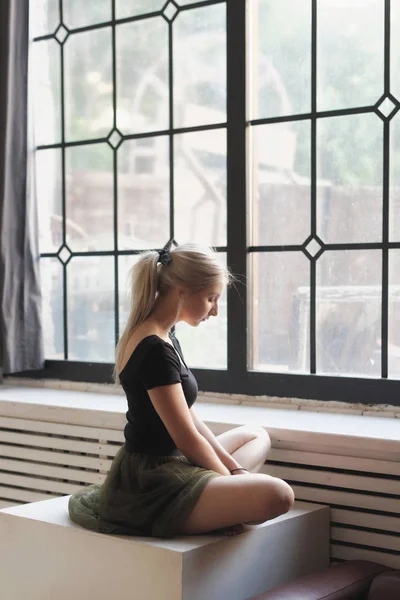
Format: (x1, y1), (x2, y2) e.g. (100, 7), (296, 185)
(277, 479), (295, 510)
(259, 477), (294, 521)
(271, 478), (294, 513)
(247, 424), (271, 447)
(253, 425), (271, 461)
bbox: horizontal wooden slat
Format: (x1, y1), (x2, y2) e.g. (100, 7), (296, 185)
(0, 499), (23, 510)
(265, 465), (400, 496)
(292, 484), (400, 513)
(0, 430), (120, 456)
(268, 448), (400, 477)
(331, 526), (400, 552)
(0, 458), (106, 485)
(273, 439), (400, 463)
(98, 443), (120, 457)
(331, 543), (400, 570)
(331, 508), (400, 534)
(0, 485), (58, 503)
(0, 444), (113, 471)
(0, 416), (124, 443)
(0, 472), (82, 495)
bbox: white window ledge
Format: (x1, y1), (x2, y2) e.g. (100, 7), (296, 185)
(0, 381), (399, 457)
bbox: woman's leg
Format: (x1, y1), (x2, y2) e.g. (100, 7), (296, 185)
(217, 425), (271, 473)
(180, 474), (294, 535)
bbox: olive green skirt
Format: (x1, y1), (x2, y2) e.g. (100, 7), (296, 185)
(68, 444), (219, 538)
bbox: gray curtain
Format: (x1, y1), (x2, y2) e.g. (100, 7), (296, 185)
(0, 0), (44, 375)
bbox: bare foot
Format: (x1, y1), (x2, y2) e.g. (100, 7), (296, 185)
(213, 523), (245, 537)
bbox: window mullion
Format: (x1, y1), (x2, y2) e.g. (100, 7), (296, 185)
(226, 0), (247, 379)
(382, 0), (391, 377)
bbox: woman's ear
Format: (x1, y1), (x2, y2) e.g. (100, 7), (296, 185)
(176, 285), (188, 300)
(175, 286), (185, 301)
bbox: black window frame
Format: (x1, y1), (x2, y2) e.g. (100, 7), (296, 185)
(16, 0), (400, 407)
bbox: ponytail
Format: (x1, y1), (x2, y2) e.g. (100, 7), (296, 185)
(114, 252), (159, 380)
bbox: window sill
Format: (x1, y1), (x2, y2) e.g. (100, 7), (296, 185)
(1, 380), (399, 457)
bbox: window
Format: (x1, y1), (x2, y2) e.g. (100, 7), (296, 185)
(30, 0), (400, 405)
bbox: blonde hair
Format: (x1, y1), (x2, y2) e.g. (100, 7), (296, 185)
(115, 243), (232, 380)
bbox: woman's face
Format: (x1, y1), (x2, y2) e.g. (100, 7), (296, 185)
(180, 281), (224, 327)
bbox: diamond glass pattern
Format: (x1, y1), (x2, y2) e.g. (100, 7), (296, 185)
(58, 246), (72, 264)
(55, 24), (69, 44)
(376, 96), (397, 119)
(107, 129), (123, 149)
(163, 1), (179, 22)
(304, 237), (323, 259)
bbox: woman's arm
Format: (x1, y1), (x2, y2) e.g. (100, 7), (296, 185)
(190, 407), (244, 473)
(148, 384), (231, 476)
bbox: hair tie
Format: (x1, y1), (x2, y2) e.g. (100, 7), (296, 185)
(158, 239), (178, 266)
(158, 248), (172, 265)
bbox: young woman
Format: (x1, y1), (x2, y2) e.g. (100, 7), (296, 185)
(68, 241), (294, 538)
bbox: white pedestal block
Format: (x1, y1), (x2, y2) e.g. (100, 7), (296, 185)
(0, 498), (329, 600)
